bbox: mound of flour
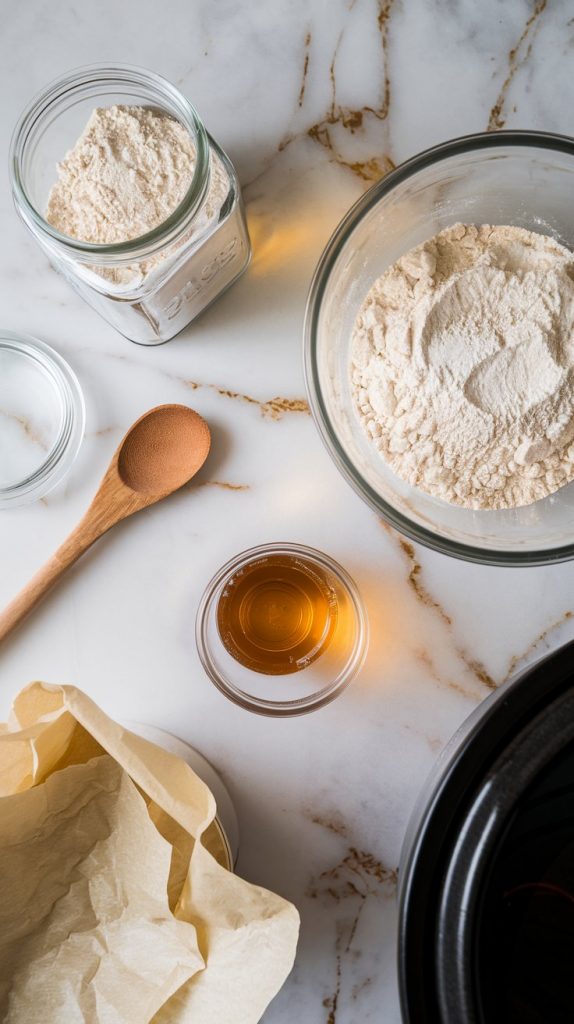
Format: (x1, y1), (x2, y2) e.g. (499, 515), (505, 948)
(351, 223), (574, 510)
(45, 105), (228, 285)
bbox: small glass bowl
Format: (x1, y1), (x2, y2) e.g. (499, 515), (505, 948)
(0, 331), (84, 507)
(196, 543), (368, 716)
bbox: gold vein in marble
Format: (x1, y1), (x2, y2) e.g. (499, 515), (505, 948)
(402, 721), (443, 754)
(283, 0), (397, 184)
(0, 409), (48, 452)
(306, 812), (349, 838)
(487, 0), (547, 130)
(184, 379), (309, 419)
(324, 956), (342, 1024)
(414, 648), (479, 702)
(309, 847), (397, 1023)
(198, 480), (250, 491)
(385, 523), (496, 691)
(93, 425), (118, 437)
(308, 845), (397, 906)
(462, 652), (496, 691)
(385, 523), (574, 695)
(375, 0), (394, 122)
(398, 538), (452, 626)
(502, 610), (573, 683)
(298, 31), (312, 107)
(82, 350), (309, 423)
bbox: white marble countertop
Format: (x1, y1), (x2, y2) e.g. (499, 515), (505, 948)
(2, 1), (574, 1020)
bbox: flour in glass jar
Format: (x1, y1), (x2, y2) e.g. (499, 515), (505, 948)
(45, 104), (229, 286)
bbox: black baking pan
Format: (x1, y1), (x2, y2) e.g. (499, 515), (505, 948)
(398, 639), (574, 1023)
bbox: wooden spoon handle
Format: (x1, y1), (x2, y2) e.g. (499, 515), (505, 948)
(0, 516), (104, 644)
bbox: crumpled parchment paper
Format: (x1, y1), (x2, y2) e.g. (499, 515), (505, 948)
(0, 683), (299, 1023)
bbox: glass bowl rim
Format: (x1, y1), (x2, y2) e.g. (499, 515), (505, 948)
(304, 129), (574, 567)
(9, 62), (210, 263)
(195, 541), (369, 716)
(0, 330), (85, 507)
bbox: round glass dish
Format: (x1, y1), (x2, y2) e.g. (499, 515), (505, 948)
(305, 130), (574, 567)
(0, 331), (84, 507)
(196, 543), (368, 716)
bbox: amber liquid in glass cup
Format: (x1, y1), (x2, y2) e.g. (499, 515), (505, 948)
(216, 553), (338, 675)
(197, 542), (368, 715)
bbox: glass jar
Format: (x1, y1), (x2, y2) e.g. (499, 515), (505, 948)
(10, 65), (251, 346)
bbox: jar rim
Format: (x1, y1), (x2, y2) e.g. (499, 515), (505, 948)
(9, 63), (211, 265)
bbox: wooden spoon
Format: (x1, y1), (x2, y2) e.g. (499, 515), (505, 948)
(0, 404), (210, 644)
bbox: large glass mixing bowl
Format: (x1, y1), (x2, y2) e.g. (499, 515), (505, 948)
(304, 131), (574, 566)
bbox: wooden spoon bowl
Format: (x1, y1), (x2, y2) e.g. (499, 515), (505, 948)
(117, 405), (210, 496)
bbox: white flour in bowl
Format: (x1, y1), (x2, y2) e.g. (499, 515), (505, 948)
(351, 223), (574, 510)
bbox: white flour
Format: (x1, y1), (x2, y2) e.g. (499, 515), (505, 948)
(351, 223), (574, 510)
(45, 105), (228, 285)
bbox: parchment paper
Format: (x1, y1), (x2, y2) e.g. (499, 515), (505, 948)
(0, 683), (299, 1024)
